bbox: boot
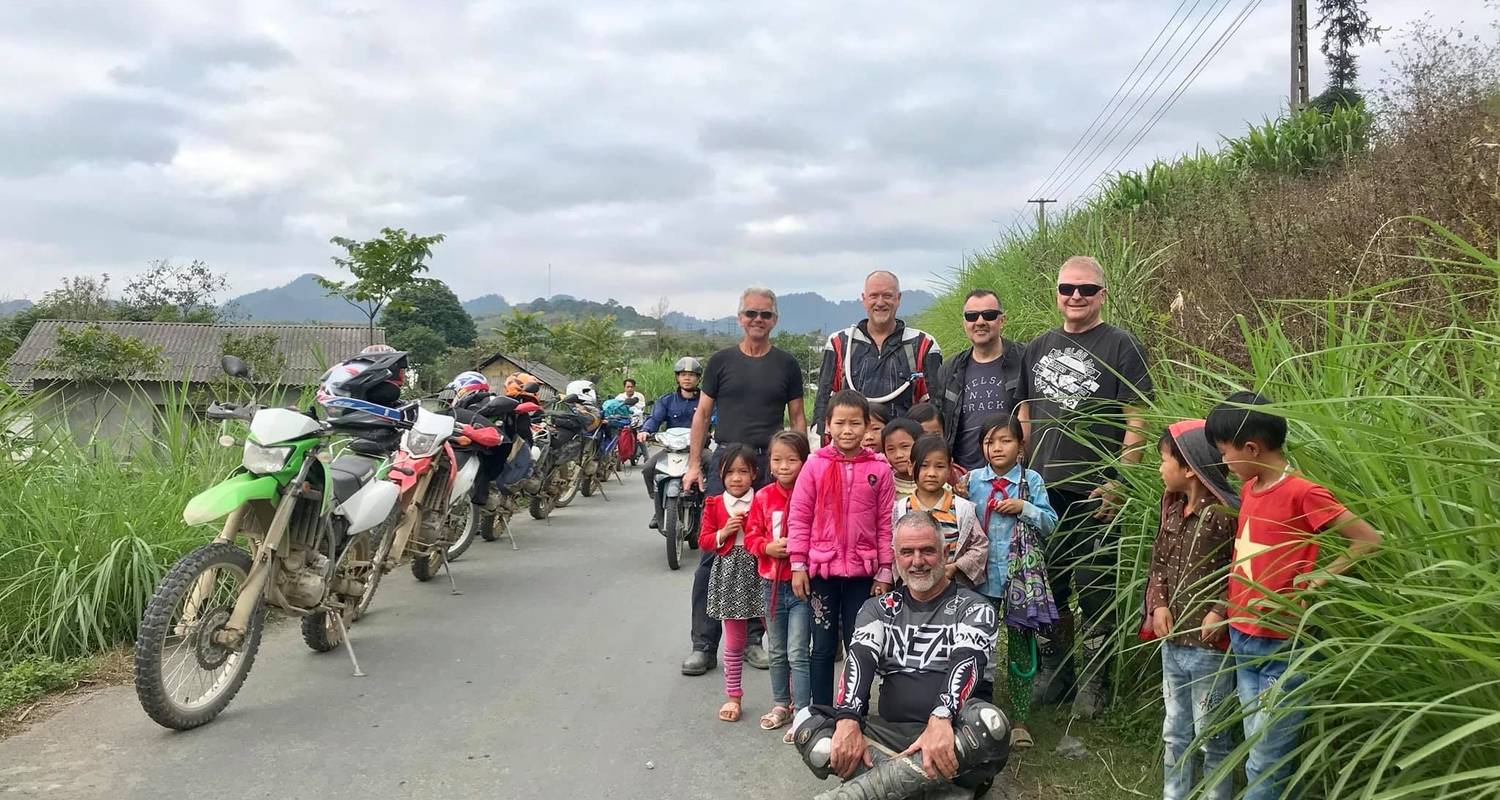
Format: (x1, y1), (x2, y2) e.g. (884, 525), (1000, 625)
(1070, 629), (1109, 721)
(649, 505), (662, 529)
(1031, 607), (1074, 707)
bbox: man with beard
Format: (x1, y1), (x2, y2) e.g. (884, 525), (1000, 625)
(792, 512), (1010, 800)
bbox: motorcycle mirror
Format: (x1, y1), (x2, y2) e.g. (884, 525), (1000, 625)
(220, 355), (251, 381)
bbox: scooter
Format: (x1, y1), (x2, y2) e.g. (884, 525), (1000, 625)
(650, 427), (707, 570)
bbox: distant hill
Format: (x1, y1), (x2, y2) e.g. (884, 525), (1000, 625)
(0, 299), (33, 317)
(663, 289), (935, 335)
(227, 275), (934, 334)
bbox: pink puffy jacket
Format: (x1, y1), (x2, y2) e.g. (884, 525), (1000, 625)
(787, 444), (895, 583)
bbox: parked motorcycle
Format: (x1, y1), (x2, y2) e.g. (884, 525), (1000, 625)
(582, 400), (634, 498)
(650, 427), (706, 570)
(134, 356), (405, 730)
(383, 406), (477, 584)
(520, 401), (590, 520)
(443, 395), (542, 554)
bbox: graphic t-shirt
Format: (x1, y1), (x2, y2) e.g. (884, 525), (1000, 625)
(1020, 323), (1152, 491)
(1228, 474), (1347, 639)
(701, 345), (803, 450)
(955, 356), (1012, 470)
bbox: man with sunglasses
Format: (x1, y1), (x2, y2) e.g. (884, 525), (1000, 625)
(679, 286), (807, 677)
(1017, 255), (1152, 720)
(933, 289), (1026, 470)
(811, 270), (943, 434)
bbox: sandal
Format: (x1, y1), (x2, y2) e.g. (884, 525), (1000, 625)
(783, 728), (796, 745)
(718, 699), (742, 722)
(760, 705), (793, 730)
(1010, 724), (1034, 749)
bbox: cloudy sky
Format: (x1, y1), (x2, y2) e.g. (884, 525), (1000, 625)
(0, 1), (1489, 313)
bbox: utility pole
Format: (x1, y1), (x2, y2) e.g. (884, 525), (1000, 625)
(1027, 198), (1056, 238)
(1291, 0), (1310, 110)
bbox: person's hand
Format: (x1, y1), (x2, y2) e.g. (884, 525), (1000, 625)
(636, 431), (648, 444)
(899, 716), (958, 779)
(943, 564), (959, 580)
(1090, 481), (1121, 520)
(764, 539), (788, 558)
(1200, 610), (1227, 646)
(870, 581), (891, 596)
(830, 719), (872, 779)
(792, 570), (810, 600)
(723, 512), (745, 537)
(684, 465), (704, 493)
(992, 498), (1025, 516)
(1291, 573), (1329, 610)
(1151, 606), (1174, 639)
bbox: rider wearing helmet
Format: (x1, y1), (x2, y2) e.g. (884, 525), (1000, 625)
(639, 357), (706, 528)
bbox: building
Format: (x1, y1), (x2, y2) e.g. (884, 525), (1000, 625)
(4, 319), (382, 444)
(474, 351), (570, 401)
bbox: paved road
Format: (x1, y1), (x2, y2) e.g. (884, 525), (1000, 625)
(0, 472), (834, 799)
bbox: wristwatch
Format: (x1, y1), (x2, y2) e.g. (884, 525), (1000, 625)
(930, 705), (953, 721)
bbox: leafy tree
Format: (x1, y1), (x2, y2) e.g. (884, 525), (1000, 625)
(318, 227), (446, 345)
(211, 331), (288, 399)
(552, 316), (627, 381)
(121, 260), (228, 322)
(774, 330), (822, 379)
(35, 324), (162, 382)
(389, 323), (448, 375)
(380, 279), (476, 349)
(493, 309), (551, 361)
(1316, 0), (1383, 102)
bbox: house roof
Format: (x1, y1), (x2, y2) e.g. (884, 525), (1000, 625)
(5, 319), (385, 387)
(475, 351), (571, 391)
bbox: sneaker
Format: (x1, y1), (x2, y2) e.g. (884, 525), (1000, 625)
(1071, 679), (1105, 720)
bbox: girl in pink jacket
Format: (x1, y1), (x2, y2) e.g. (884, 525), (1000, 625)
(788, 389), (895, 706)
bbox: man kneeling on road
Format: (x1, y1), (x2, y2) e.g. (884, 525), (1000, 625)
(793, 511), (1011, 800)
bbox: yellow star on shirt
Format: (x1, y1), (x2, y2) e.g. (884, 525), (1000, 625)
(1234, 519), (1273, 584)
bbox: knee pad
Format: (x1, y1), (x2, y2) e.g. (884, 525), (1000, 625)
(794, 707), (840, 780)
(954, 701), (1011, 769)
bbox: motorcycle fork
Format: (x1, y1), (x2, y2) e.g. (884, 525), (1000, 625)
(220, 473), (306, 644)
(388, 470), (434, 566)
(180, 505), (250, 626)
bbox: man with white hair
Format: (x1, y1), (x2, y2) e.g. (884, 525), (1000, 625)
(812, 270), (943, 429)
(679, 286), (807, 677)
(792, 511), (1010, 799)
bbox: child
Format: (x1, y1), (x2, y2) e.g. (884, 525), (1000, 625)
(699, 444), (765, 723)
(907, 402), (944, 437)
(788, 389), (895, 707)
(881, 417), (923, 502)
(1205, 392), (1381, 800)
(1147, 420), (1240, 800)
(894, 434), (988, 587)
(859, 401), (889, 449)
(744, 430), (811, 743)
(967, 413), (1058, 748)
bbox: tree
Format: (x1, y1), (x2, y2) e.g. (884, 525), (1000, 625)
(318, 227), (446, 344)
(121, 260), (228, 322)
(553, 316), (627, 381)
(1315, 0), (1383, 106)
(389, 323), (448, 375)
(774, 329), (821, 379)
(35, 324), (162, 382)
(380, 279), (476, 349)
(212, 331), (288, 399)
(493, 310), (550, 362)
(39, 276), (115, 320)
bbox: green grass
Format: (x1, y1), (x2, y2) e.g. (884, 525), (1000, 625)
(0, 655), (92, 712)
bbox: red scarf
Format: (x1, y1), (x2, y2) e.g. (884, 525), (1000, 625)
(982, 477), (1013, 533)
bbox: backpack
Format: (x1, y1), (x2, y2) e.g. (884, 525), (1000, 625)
(828, 327), (934, 405)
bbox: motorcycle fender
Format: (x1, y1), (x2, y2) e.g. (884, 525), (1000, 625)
(337, 479), (399, 535)
(184, 472), (281, 526)
(449, 455), (480, 506)
(387, 453), (433, 495)
(663, 479), (682, 500)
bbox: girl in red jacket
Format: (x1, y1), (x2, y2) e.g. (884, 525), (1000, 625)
(699, 444), (762, 722)
(744, 430), (811, 741)
(787, 389), (895, 707)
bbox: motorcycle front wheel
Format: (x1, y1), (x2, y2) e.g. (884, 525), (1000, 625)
(445, 501), (476, 561)
(134, 543), (264, 730)
(352, 516), (396, 621)
(664, 497), (684, 570)
(554, 461), (583, 508)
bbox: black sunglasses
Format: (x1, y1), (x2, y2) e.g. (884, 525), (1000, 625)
(741, 309), (775, 320)
(963, 309), (1002, 322)
(1057, 283), (1104, 297)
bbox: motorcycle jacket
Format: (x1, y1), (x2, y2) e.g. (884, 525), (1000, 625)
(813, 320), (942, 425)
(643, 390), (700, 434)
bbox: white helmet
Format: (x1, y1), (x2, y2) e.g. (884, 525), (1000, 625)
(565, 379), (598, 405)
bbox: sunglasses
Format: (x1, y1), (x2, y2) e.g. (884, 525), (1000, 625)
(1057, 283), (1104, 298)
(741, 309), (776, 320)
(963, 309), (1002, 322)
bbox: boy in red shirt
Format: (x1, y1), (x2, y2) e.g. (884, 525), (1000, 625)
(1204, 392), (1381, 800)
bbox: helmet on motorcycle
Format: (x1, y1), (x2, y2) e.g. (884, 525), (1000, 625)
(673, 356), (703, 376)
(447, 370), (490, 400)
(317, 349), (410, 428)
(361, 344), (397, 355)
(503, 372), (543, 402)
(564, 379), (598, 405)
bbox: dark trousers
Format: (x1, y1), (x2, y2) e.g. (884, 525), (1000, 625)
(808, 575), (875, 706)
(689, 445), (769, 654)
(1040, 488), (1118, 681)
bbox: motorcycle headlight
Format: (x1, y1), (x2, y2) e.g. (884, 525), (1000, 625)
(242, 440), (293, 474)
(404, 430), (443, 457)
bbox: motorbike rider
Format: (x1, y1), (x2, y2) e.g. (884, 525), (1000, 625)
(638, 357), (705, 529)
(615, 378), (647, 427)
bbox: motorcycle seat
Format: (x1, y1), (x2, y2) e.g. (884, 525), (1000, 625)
(329, 454), (379, 504)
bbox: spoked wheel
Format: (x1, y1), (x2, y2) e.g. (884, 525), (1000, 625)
(664, 498), (685, 570)
(134, 543), (264, 730)
(351, 518), (396, 621)
(554, 461), (583, 508)
(528, 492), (554, 520)
(445, 501), (477, 561)
(411, 550), (441, 582)
(301, 610), (346, 653)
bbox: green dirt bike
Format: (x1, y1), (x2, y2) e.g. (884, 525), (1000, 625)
(132, 356), (408, 730)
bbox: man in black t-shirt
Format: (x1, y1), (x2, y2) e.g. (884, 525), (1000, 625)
(1017, 255), (1152, 719)
(932, 289), (1026, 471)
(679, 286), (807, 677)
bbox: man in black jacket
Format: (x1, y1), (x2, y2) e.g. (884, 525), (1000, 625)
(932, 289), (1026, 471)
(812, 271), (942, 430)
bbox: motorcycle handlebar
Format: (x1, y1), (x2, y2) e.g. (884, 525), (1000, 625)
(206, 402), (256, 422)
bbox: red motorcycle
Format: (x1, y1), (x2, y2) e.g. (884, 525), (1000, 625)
(381, 406), (496, 586)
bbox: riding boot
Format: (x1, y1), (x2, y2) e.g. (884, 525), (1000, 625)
(1031, 606), (1074, 707)
(1070, 628), (1109, 721)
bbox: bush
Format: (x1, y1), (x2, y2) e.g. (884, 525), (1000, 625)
(0, 656), (91, 711)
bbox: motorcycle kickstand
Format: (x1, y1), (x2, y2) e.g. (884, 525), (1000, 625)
(334, 611), (366, 678)
(502, 517), (520, 551)
(438, 549), (462, 596)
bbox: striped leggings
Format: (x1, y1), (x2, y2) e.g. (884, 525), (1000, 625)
(722, 618), (748, 698)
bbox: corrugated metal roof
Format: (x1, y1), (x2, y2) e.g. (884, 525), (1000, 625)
(4, 320), (385, 386)
(476, 351), (571, 391)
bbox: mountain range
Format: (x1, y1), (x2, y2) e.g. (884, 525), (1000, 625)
(224, 274), (934, 335)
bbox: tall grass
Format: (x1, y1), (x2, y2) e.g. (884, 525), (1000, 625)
(0, 386), (235, 663)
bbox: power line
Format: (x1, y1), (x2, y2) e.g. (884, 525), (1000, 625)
(1046, 0), (1239, 204)
(1028, 0), (1195, 200)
